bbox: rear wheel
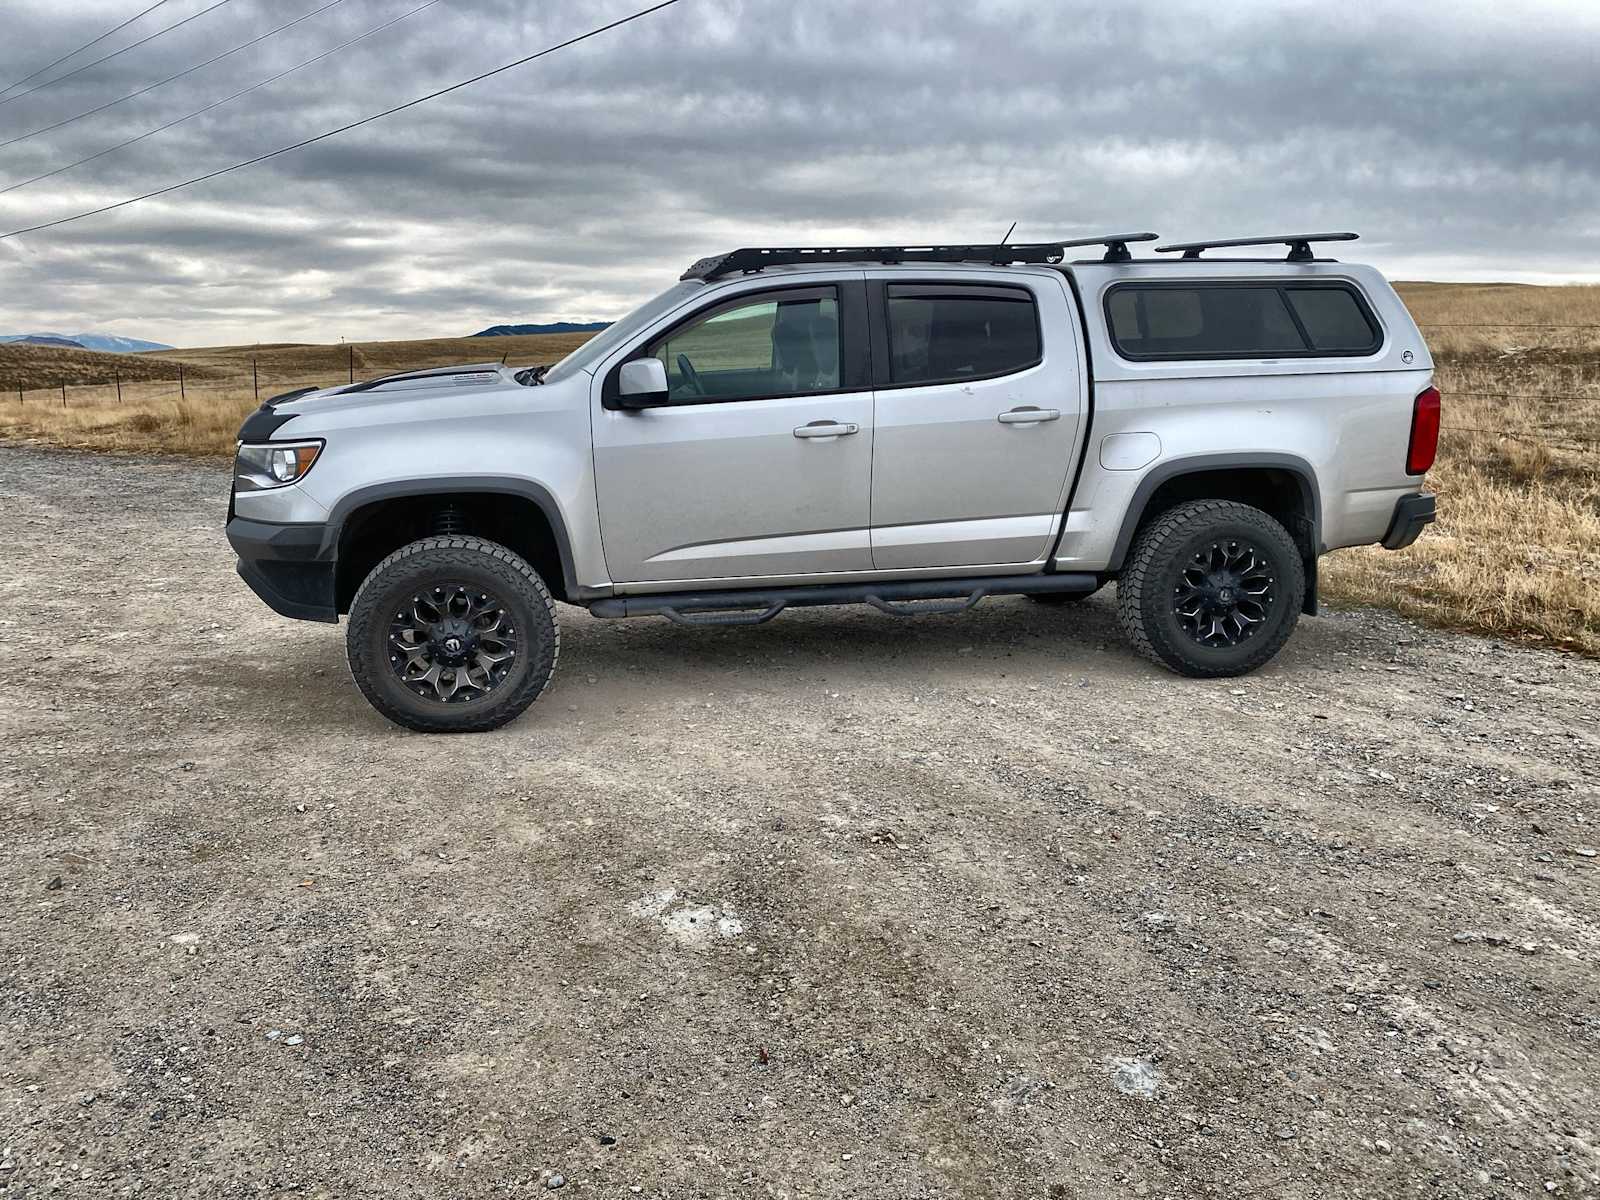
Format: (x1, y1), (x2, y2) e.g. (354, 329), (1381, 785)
(1116, 500), (1303, 678)
(346, 536), (559, 733)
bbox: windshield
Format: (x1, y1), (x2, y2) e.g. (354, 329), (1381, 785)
(541, 281), (703, 383)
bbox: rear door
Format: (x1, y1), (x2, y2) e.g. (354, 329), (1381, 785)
(592, 278), (876, 584)
(866, 273), (1087, 569)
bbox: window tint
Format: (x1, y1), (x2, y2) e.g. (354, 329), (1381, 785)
(1285, 287), (1380, 352)
(648, 289), (840, 402)
(1106, 283), (1380, 360)
(886, 286), (1040, 385)
(1106, 285), (1303, 358)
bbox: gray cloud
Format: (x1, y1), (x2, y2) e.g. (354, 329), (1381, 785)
(0, 0), (1596, 345)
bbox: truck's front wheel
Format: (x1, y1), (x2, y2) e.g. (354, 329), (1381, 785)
(346, 536), (559, 733)
(1116, 500), (1304, 678)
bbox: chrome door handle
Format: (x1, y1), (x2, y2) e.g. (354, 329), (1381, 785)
(997, 407), (1061, 424)
(794, 421), (860, 438)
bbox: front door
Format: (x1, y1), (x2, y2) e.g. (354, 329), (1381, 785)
(867, 277), (1084, 569)
(593, 280), (875, 584)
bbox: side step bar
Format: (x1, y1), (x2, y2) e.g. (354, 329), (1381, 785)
(587, 573), (1099, 627)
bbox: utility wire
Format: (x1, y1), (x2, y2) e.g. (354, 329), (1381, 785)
(0, 0), (683, 241)
(0, 0), (176, 98)
(0, 0), (240, 110)
(1, 0), (350, 151)
(0, 0), (440, 197)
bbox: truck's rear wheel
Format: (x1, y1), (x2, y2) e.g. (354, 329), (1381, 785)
(1116, 500), (1303, 678)
(346, 536), (559, 733)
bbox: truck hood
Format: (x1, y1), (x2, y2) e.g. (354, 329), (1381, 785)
(267, 363), (528, 414)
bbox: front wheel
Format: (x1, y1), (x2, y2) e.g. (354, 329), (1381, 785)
(1116, 500), (1304, 678)
(346, 536), (559, 733)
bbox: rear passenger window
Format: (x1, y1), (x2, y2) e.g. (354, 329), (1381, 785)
(1106, 283), (1380, 360)
(886, 285), (1040, 385)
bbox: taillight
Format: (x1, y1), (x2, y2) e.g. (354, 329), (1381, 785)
(1406, 386), (1440, 475)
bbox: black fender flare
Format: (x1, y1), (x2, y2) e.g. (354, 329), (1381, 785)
(1103, 452), (1322, 612)
(321, 476), (579, 599)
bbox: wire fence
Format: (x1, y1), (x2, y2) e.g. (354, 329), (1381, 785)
(1, 343), (534, 409)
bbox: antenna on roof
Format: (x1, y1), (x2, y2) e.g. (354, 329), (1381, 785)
(1000, 220), (1017, 244)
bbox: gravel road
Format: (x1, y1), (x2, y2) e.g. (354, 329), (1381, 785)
(2, 445), (1597, 1199)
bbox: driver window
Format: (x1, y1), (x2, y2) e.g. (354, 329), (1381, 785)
(648, 288), (840, 403)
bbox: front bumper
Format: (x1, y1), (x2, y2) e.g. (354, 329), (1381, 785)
(226, 516), (337, 623)
(1381, 492), (1437, 551)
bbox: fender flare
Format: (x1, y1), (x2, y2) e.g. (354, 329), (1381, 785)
(1104, 452), (1322, 612)
(320, 476), (579, 599)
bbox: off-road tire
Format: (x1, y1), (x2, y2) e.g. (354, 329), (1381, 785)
(346, 536), (559, 733)
(1115, 500), (1304, 678)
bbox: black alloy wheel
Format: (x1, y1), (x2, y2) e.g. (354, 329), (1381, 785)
(387, 582), (519, 703)
(1116, 500), (1304, 678)
(1173, 539), (1277, 647)
(347, 536), (559, 733)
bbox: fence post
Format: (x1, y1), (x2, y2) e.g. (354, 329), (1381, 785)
(115, 367), (122, 404)
(61, 382), (67, 407)
(253, 357), (259, 402)
(349, 344), (354, 383)
(17, 386), (22, 406)
(178, 362), (186, 400)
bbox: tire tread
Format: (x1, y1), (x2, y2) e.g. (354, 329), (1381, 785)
(1115, 500), (1303, 678)
(346, 536), (559, 733)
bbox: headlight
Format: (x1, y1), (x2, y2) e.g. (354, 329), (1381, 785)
(234, 440), (323, 491)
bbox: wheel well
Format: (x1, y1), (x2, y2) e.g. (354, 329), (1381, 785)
(1115, 465), (1320, 613)
(335, 492), (570, 611)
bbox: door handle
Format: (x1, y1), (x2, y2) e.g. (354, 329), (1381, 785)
(793, 421), (860, 438)
(997, 407), (1061, 424)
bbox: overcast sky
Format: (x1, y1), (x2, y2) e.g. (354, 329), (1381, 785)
(0, 0), (1596, 346)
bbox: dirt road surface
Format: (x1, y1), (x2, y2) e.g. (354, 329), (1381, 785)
(2, 446), (1597, 1199)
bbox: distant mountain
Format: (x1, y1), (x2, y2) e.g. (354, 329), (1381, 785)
(471, 321), (610, 337)
(5, 334), (86, 349)
(0, 332), (173, 353)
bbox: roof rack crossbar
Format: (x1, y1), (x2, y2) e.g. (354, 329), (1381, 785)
(681, 233), (1160, 280)
(1153, 232), (1359, 262)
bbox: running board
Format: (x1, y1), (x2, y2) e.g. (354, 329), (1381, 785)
(587, 573), (1099, 626)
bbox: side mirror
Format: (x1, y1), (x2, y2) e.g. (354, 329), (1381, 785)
(616, 357), (669, 409)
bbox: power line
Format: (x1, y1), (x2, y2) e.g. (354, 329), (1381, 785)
(0, 0), (684, 242)
(0, 0), (350, 151)
(0, 0), (441, 198)
(0, 0), (240, 110)
(0, 0), (177, 98)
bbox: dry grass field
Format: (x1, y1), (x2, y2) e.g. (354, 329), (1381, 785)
(1, 284), (1596, 654)
(0, 331), (594, 457)
(1322, 283), (1600, 655)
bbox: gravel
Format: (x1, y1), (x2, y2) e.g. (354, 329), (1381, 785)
(2, 445), (1598, 1197)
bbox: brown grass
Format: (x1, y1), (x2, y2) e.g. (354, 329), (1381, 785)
(2, 286), (1596, 653)
(1321, 282), (1600, 654)
(0, 331), (593, 457)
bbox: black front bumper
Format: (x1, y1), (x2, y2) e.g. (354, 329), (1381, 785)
(227, 516), (338, 623)
(1381, 492), (1436, 551)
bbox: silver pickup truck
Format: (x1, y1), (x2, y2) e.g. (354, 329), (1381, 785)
(226, 231), (1439, 732)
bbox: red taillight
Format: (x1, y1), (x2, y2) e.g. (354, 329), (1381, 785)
(1406, 386), (1441, 475)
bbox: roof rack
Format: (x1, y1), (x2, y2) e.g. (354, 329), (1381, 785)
(681, 233), (1160, 280)
(1153, 232), (1358, 262)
